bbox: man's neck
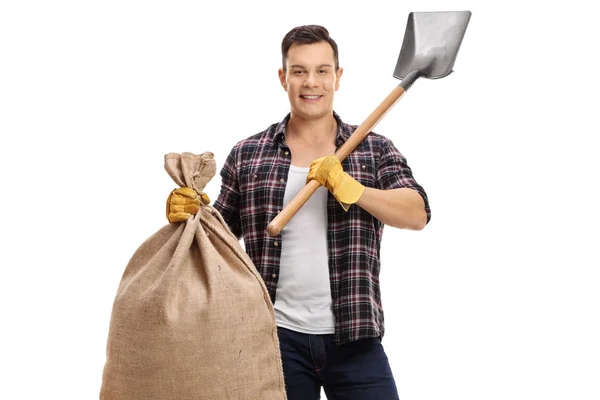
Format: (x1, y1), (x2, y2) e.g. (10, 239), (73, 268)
(285, 113), (337, 146)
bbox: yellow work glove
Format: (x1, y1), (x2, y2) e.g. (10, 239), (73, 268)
(307, 155), (365, 211)
(166, 187), (210, 223)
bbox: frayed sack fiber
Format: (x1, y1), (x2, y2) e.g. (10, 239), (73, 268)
(100, 152), (287, 400)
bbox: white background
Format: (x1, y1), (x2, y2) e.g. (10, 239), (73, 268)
(1, 1), (598, 399)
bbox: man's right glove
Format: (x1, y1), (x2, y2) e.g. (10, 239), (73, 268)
(166, 187), (209, 223)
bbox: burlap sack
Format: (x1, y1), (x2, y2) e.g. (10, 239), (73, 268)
(100, 152), (287, 400)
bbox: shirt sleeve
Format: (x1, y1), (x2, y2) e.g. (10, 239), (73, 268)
(213, 145), (243, 238)
(376, 136), (432, 224)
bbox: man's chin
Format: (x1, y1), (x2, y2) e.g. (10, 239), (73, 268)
(291, 108), (333, 121)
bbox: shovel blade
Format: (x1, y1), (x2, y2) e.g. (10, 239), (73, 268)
(394, 11), (472, 80)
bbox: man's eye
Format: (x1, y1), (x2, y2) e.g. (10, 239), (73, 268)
(293, 70), (305, 75)
(319, 69), (327, 74)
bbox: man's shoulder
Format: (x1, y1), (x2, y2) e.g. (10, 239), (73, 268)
(336, 112), (394, 146)
(339, 120), (395, 150)
(232, 122), (281, 150)
(223, 120), (283, 168)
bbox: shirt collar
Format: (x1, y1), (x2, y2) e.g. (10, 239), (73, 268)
(271, 111), (350, 148)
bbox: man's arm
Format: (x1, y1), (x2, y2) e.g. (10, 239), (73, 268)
(212, 146), (243, 239)
(356, 187), (427, 230)
(307, 136), (430, 229)
(362, 136), (430, 229)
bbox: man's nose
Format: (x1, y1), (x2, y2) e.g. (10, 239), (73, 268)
(303, 72), (318, 87)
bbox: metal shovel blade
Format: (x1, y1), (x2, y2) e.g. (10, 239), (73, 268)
(394, 11), (472, 80)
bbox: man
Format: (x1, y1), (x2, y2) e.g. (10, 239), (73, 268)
(168, 25), (430, 400)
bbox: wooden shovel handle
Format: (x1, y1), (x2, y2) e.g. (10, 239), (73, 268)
(266, 84), (407, 237)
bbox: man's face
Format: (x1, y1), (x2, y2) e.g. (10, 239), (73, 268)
(278, 41), (343, 121)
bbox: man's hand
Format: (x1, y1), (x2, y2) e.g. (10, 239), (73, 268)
(307, 156), (365, 211)
(166, 187), (209, 223)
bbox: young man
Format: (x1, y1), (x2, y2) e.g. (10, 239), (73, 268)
(168, 25), (430, 400)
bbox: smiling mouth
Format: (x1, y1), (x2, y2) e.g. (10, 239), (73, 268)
(300, 95), (322, 101)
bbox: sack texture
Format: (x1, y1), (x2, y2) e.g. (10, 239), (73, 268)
(100, 152), (286, 400)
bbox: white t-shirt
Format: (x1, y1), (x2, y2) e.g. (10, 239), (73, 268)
(273, 165), (335, 334)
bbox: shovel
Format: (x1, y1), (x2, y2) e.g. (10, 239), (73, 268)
(267, 11), (472, 237)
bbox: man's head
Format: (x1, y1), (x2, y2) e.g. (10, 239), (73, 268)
(281, 25), (339, 72)
(279, 25), (343, 121)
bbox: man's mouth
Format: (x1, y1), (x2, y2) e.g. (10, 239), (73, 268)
(300, 95), (322, 101)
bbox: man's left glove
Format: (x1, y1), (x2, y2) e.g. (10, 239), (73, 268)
(166, 187), (210, 223)
(307, 155), (365, 211)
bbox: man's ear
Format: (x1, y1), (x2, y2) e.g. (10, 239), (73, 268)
(335, 67), (344, 91)
(278, 68), (287, 91)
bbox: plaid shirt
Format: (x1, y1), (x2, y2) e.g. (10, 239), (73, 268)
(213, 111), (431, 344)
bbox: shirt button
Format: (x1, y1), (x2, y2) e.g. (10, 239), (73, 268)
(272, 273), (277, 278)
(280, 179), (285, 183)
(277, 209), (281, 213)
(274, 241), (279, 247)
(253, 174), (258, 179)
(362, 165), (366, 169)
(284, 151), (289, 156)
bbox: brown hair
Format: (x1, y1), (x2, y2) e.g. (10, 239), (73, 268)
(281, 25), (339, 71)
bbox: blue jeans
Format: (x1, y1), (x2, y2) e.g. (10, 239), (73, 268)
(277, 327), (400, 400)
